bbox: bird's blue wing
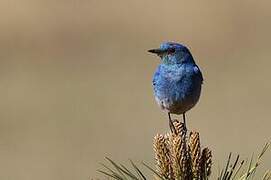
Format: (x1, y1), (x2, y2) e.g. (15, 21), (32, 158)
(193, 65), (203, 83)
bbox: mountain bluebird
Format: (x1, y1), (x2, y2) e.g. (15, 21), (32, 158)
(148, 42), (203, 134)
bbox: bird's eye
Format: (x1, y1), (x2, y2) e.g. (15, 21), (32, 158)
(168, 48), (175, 54)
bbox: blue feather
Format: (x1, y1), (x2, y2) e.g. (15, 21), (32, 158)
(151, 42), (203, 115)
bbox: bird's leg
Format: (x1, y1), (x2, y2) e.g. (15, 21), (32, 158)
(168, 112), (177, 135)
(183, 113), (187, 133)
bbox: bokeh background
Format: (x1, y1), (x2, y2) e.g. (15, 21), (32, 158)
(0, 0), (270, 179)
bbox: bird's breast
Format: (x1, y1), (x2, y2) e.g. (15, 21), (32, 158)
(152, 64), (202, 114)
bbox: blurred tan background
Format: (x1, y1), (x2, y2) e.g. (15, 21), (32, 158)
(0, 0), (270, 179)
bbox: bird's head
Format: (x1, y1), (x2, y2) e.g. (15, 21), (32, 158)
(148, 42), (195, 65)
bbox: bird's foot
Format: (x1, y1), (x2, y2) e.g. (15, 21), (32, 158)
(169, 120), (177, 135)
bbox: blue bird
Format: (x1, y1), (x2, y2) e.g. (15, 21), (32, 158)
(148, 42), (203, 133)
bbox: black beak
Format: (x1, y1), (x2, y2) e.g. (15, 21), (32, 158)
(148, 48), (165, 54)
